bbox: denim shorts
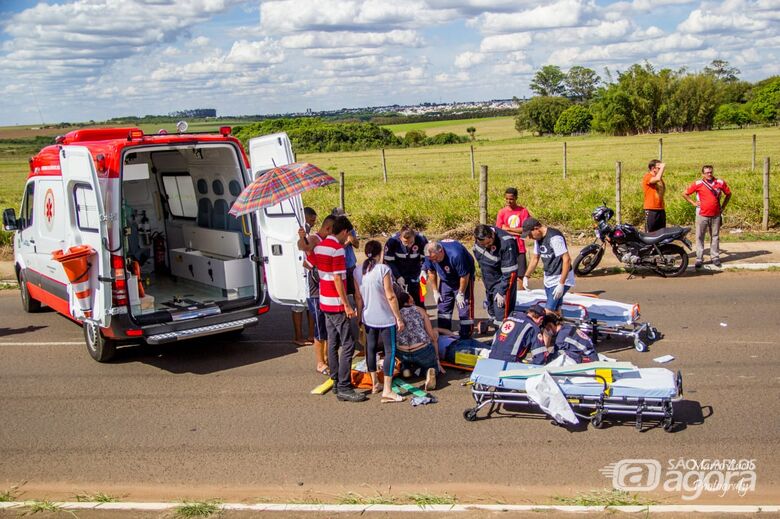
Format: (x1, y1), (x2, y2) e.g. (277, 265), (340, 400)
(397, 343), (438, 371)
(306, 297), (328, 341)
(544, 284), (571, 311)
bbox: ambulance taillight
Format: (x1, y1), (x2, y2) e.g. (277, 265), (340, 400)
(111, 254), (128, 306)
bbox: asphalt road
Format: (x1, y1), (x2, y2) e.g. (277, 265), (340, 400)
(0, 271), (778, 505)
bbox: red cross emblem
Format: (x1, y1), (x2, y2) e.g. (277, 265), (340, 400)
(44, 189), (55, 223)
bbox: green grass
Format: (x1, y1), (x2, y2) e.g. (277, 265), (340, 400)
(174, 500), (222, 518)
(22, 499), (77, 517)
(336, 492), (398, 505)
(405, 492), (457, 506)
(0, 485), (21, 502)
(72, 491), (118, 503)
(1, 122), (778, 239)
(552, 489), (656, 507)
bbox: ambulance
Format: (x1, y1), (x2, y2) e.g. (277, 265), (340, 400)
(2, 125), (308, 362)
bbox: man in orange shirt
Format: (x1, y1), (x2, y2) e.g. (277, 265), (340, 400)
(642, 160), (666, 232)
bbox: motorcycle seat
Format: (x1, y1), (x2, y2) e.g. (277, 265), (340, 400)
(637, 226), (689, 245)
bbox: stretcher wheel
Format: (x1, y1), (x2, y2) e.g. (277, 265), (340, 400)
(646, 327), (659, 341)
(663, 418), (675, 432)
(634, 338), (648, 352)
(463, 409), (478, 422)
(591, 414), (604, 429)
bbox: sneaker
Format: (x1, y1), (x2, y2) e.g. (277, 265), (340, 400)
(694, 261), (703, 270)
(424, 367), (437, 391)
(712, 260), (722, 268)
(335, 388), (367, 402)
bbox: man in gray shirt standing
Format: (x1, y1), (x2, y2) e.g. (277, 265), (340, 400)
(521, 217), (574, 315)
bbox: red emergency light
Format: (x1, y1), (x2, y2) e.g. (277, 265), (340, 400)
(127, 129), (144, 141)
(219, 126), (232, 136)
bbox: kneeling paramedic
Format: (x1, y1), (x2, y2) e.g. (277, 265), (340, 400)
(423, 240), (475, 339)
(488, 305), (548, 365)
(473, 224), (519, 332)
(545, 315), (598, 363)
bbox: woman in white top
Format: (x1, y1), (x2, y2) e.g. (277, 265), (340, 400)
(354, 240), (405, 403)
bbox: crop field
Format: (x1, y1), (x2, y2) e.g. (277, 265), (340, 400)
(1, 119), (778, 242)
(382, 116), (520, 141)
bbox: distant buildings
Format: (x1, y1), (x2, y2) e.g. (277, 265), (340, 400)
(169, 108), (217, 118)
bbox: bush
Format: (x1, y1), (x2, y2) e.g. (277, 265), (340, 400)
(714, 103), (752, 128)
(515, 96), (572, 135)
(554, 105), (592, 135)
(425, 132), (468, 145)
(403, 130), (427, 147)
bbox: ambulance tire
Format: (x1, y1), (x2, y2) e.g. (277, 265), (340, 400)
(19, 270), (42, 313)
(83, 321), (117, 363)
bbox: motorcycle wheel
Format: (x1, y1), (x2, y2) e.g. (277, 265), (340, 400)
(573, 248), (604, 276)
(655, 244), (689, 277)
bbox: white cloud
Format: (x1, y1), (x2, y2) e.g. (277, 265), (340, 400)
(454, 51), (485, 68)
(474, 0), (597, 34)
(678, 6), (770, 34)
(280, 30), (423, 49)
(548, 32), (705, 65)
(225, 39), (285, 65)
(479, 33), (533, 52)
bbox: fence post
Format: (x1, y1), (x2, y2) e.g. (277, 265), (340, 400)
(339, 171), (345, 211)
(615, 161), (622, 225)
(563, 141), (567, 180)
(752, 134), (757, 172)
(381, 148), (388, 183)
(763, 157), (770, 231)
(659, 138), (663, 161)
(470, 145), (476, 180)
(479, 165), (488, 224)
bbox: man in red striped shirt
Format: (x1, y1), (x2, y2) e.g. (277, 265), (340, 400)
(313, 215), (367, 402)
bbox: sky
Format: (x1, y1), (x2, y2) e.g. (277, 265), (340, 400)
(0, 0), (778, 125)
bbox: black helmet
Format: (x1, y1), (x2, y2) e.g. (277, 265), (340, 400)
(592, 205), (614, 222)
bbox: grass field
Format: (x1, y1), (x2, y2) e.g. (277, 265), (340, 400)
(382, 116), (520, 141)
(1, 118), (778, 242)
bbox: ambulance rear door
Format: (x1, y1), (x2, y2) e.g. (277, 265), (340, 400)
(59, 145), (112, 327)
(248, 133), (308, 306)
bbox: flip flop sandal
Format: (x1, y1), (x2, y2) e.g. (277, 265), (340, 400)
(381, 395), (405, 404)
(318, 367), (331, 376)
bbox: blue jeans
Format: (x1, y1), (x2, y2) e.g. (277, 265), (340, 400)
(306, 297), (327, 341)
(397, 343), (438, 372)
(544, 284), (571, 311)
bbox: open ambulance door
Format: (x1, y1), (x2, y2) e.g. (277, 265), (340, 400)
(59, 146), (112, 328)
(248, 133), (308, 306)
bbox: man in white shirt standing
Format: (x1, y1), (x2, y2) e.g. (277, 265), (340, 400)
(521, 217), (574, 315)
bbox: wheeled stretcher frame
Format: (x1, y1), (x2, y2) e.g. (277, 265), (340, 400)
(515, 289), (660, 352)
(464, 360), (683, 432)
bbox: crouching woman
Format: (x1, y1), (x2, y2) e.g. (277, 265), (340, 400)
(396, 292), (446, 391)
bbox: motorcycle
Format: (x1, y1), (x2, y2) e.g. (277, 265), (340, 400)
(573, 204), (693, 277)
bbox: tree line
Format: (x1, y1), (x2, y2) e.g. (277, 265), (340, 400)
(233, 117), (469, 153)
(515, 60), (780, 136)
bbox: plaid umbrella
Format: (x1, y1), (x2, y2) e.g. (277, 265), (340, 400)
(229, 162), (335, 217)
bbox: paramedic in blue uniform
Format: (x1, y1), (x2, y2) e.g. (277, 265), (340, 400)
(521, 217), (575, 315)
(423, 239), (475, 339)
(384, 226), (428, 307)
(545, 314), (598, 363)
(473, 224), (519, 331)
(489, 305), (548, 364)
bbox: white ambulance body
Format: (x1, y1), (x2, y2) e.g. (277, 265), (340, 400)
(3, 127), (308, 361)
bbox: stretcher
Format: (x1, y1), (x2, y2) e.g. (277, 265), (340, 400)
(464, 357), (682, 431)
(515, 289), (660, 352)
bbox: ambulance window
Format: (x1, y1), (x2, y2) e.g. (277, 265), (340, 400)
(264, 199), (297, 217)
(74, 184), (100, 232)
(20, 182), (34, 229)
(162, 173), (197, 218)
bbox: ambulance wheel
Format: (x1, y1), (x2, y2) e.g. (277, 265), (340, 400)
(84, 321), (117, 363)
(591, 414), (605, 429)
(19, 270), (42, 313)
(463, 409), (478, 422)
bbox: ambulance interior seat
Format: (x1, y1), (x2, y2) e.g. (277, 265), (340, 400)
(197, 198), (213, 228)
(213, 199), (228, 230)
(227, 180), (244, 232)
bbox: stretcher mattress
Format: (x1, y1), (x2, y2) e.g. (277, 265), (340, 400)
(470, 358), (677, 399)
(515, 289), (639, 325)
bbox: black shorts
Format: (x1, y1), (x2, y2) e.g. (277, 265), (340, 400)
(645, 209), (666, 232)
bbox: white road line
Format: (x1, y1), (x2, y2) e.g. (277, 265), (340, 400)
(0, 341), (83, 346)
(0, 503), (778, 513)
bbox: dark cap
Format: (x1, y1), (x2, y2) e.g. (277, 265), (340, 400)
(527, 304), (546, 316)
(521, 217), (541, 237)
(331, 207), (347, 216)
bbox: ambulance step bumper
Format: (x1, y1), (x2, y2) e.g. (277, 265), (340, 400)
(145, 317), (259, 344)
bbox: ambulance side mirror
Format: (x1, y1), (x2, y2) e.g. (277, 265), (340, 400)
(3, 208), (18, 231)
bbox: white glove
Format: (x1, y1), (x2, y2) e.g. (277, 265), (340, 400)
(494, 293), (505, 308)
(522, 276), (530, 291)
(396, 276), (407, 290)
(433, 289), (441, 304)
(552, 283), (565, 300)
(455, 291), (466, 309)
